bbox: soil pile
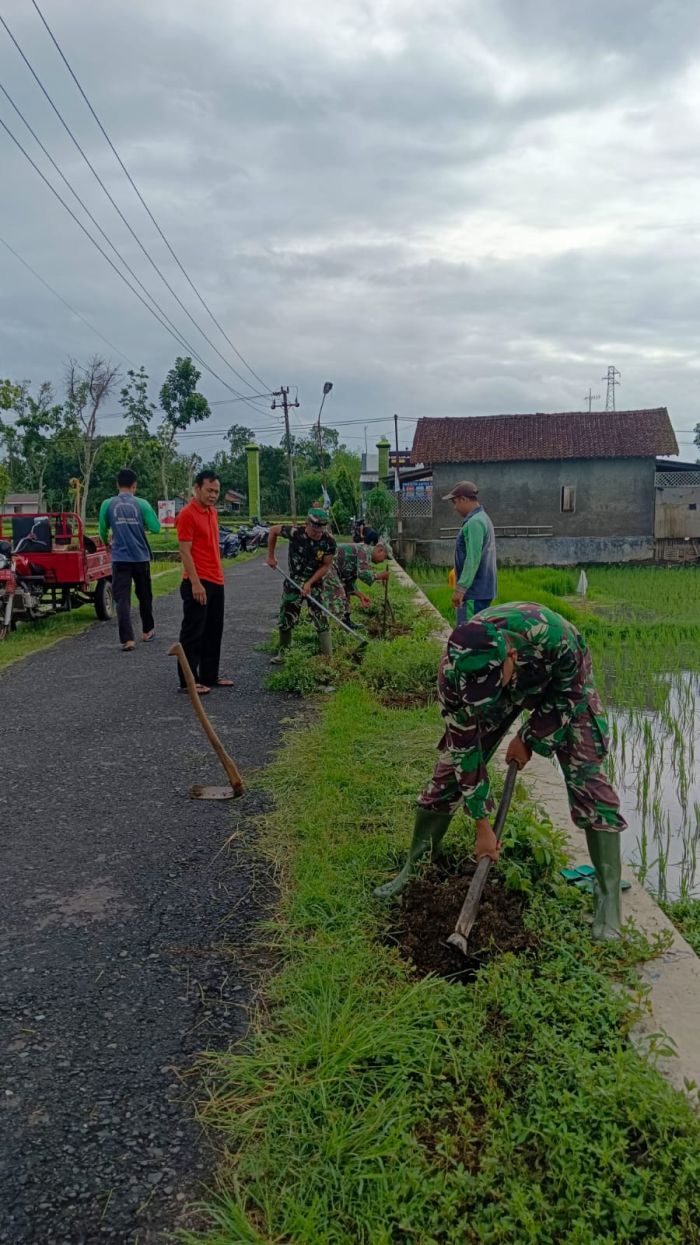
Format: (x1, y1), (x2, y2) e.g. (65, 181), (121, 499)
(391, 862), (535, 981)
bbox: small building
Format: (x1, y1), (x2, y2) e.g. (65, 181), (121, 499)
(0, 491), (42, 516)
(409, 408), (679, 566)
(224, 489), (245, 513)
(654, 460), (700, 559)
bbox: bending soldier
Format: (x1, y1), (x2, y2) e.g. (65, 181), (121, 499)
(375, 602), (626, 940)
(267, 508), (336, 662)
(321, 541), (389, 627)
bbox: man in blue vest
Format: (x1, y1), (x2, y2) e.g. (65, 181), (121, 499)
(445, 479), (497, 624)
(98, 468), (161, 651)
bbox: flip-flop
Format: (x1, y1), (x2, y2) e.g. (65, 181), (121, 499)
(562, 866), (631, 893)
(142, 631), (156, 643)
(121, 642), (135, 652)
(178, 684), (210, 695)
(208, 677), (234, 687)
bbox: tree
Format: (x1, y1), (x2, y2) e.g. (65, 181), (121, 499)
(158, 357), (210, 500)
(120, 366), (156, 446)
(64, 356), (120, 523)
(226, 423), (255, 458)
(12, 381), (64, 502)
(365, 484), (396, 535)
(0, 460), (9, 504)
(295, 471), (324, 515)
(333, 463), (358, 515)
(289, 425), (340, 474)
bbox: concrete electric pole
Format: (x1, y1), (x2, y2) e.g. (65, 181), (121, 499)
(271, 386), (299, 522)
(583, 388), (600, 412)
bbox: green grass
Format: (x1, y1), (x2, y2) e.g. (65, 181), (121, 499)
(189, 679), (700, 1245)
(660, 898), (700, 956)
(0, 550), (263, 673)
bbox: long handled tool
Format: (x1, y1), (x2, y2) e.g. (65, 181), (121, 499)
(447, 760), (519, 957)
(271, 564), (368, 644)
(169, 642), (245, 800)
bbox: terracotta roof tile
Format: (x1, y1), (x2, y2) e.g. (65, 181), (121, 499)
(411, 409), (678, 465)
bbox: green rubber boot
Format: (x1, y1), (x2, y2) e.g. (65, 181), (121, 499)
(585, 828), (623, 941)
(374, 808), (453, 899)
(318, 629), (333, 660)
(269, 627), (292, 664)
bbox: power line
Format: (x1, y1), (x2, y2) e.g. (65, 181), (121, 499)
(0, 233), (132, 362)
(0, 79), (210, 372)
(0, 12), (269, 409)
(0, 112), (270, 415)
(30, 0), (272, 395)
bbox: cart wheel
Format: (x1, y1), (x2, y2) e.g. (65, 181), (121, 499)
(95, 578), (114, 621)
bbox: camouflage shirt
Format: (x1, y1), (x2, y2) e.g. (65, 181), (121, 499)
(280, 524), (336, 588)
(439, 602), (610, 819)
(334, 542), (375, 590)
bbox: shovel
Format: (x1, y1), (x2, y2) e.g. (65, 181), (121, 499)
(446, 760), (519, 957)
(169, 642), (245, 800)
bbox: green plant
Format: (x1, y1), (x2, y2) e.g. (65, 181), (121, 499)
(361, 635), (442, 701)
(365, 483), (396, 535)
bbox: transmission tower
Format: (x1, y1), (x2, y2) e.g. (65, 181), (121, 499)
(601, 366), (621, 411)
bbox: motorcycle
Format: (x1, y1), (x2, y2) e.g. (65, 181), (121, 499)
(219, 526), (242, 558)
(0, 537), (44, 640)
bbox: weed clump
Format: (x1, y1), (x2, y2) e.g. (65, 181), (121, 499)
(361, 635), (443, 706)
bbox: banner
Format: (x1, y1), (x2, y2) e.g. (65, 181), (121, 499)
(158, 499), (177, 527)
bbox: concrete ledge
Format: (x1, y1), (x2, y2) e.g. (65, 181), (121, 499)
(411, 535), (654, 568)
(393, 559), (700, 1096)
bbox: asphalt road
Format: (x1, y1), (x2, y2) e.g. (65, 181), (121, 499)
(0, 554), (288, 1243)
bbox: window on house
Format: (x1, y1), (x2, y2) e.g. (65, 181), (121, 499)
(689, 503), (697, 511)
(561, 486), (576, 513)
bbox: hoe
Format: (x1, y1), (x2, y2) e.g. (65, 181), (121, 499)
(447, 760), (519, 957)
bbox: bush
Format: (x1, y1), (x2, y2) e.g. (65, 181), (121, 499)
(330, 499), (351, 533)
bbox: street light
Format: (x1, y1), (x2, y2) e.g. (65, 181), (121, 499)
(316, 382), (334, 490)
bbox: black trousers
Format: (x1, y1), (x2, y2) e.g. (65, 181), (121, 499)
(178, 579), (225, 687)
(112, 560), (154, 644)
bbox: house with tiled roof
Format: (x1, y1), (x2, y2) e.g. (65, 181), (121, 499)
(408, 408), (680, 566)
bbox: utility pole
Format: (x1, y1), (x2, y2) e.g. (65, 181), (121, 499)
(601, 366), (621, 411)
(393, 412), (403, 557)
(583, 388), (600, 412)
(271, 386), (299, 522)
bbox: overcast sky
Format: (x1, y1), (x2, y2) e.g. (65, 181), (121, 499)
(1, 0), (699, 460)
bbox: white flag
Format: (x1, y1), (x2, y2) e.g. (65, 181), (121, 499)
(321, 484), (331, 509)
(577, 569), (588, 597)
(394, 466), (401, 494)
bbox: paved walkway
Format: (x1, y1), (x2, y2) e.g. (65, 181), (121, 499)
(0, 555), (287, 1243)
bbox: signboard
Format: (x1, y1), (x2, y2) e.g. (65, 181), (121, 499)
(158, 499), (177, 527)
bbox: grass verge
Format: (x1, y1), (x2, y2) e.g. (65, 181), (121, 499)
(188, 696), (700, 1241)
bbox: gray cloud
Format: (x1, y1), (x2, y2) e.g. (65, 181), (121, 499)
(1, 0), (699, 461)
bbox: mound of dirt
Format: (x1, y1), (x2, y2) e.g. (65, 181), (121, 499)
(389, 862), (535, 982)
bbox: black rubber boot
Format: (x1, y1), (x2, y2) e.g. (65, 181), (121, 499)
(374, 808), (453, 899)
(270, 627), (292, 664)
(585, 828), (623, 941)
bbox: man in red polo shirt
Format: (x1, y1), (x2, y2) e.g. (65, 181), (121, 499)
(175, 470), (233, 694)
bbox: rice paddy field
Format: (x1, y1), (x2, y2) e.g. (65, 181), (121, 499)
(412, 562), (700, 901)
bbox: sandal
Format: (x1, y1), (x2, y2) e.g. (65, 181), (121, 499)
(207, 677), (234, 687)
(178, 683), (211, 695)
(121, 641), (136, 651)
(142, 630), (156, 643)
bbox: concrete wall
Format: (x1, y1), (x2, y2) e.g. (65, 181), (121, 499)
(411, 535), (654, 568)
(431, 457), (656, 542)
(655, 486), (700, 539)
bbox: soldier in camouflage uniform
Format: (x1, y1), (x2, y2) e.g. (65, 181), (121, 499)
(320, 541), (389, 627)
(375, 602), (626, 940)
(266, 508), (336, 662)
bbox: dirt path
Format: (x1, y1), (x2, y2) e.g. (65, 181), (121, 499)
(0, 555), (288, 1243)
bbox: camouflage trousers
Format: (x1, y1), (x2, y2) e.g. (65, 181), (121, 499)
(278, 584), (329, 633)
(319, 569), (351, 621)
(419, 709), (627, 834)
